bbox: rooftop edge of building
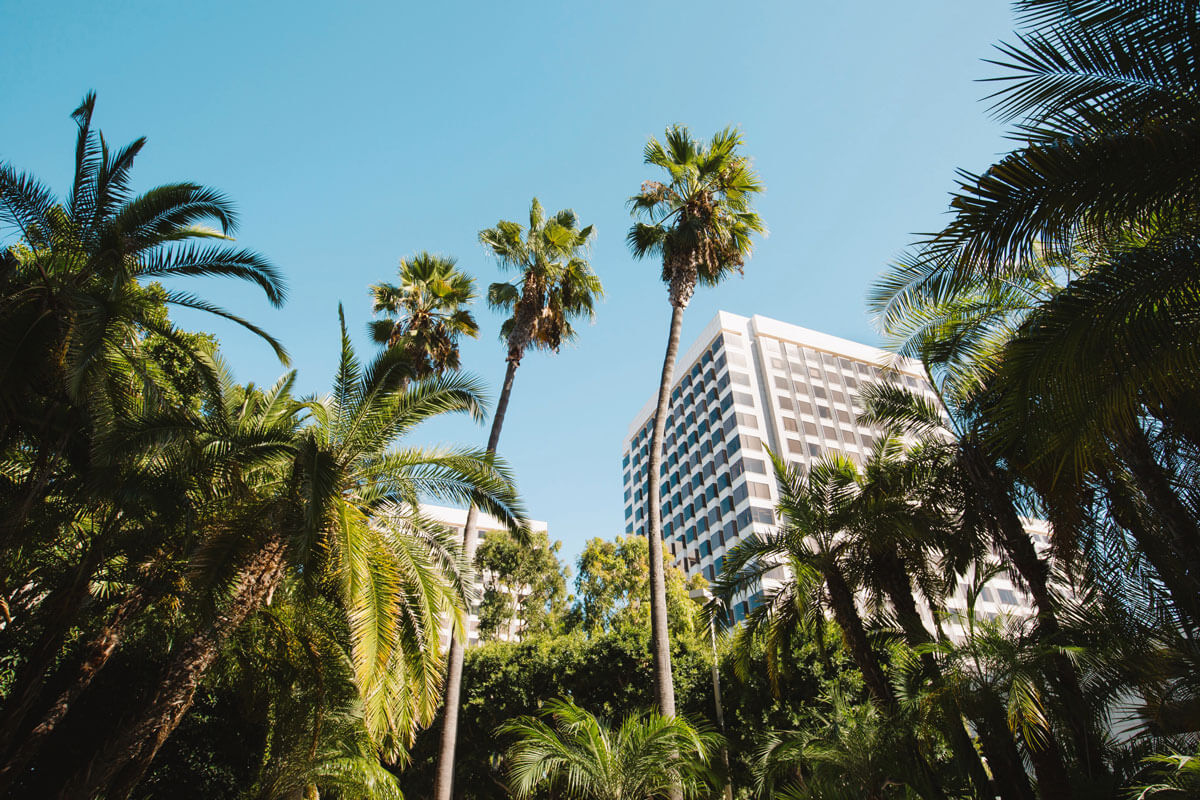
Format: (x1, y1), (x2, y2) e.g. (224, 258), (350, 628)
(625, 310), (926, 439)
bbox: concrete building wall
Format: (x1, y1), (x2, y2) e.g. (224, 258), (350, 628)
(621, 311), (1041, 630)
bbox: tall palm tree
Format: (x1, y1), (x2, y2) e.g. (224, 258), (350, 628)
(433, 197), (602, 800)
(499, 698), (723, 800)
(626, 125), (764, 720)
(369, 251), (480, 378)
(61, 311), (525, 799)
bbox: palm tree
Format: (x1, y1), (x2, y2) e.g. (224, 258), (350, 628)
(626, 125), (764, 720)
(61, 311), (526, 799)
(369, 251), (480, 378)
(0, 93), (287, 550)
(754, 687), (931, 800)
(921, 0), (1200, 274)
(918, 606), (1080, 800)
(717, 452), (894, 709)
(845, 436), (1012, 800)
(433, 197), (602, 800)
(499, 698), (723, 800)
(866, 250), (1121, 741)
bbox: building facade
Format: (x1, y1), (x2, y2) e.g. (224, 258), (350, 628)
(426, 504), (549, 648)
(621, 311), (1041, 626)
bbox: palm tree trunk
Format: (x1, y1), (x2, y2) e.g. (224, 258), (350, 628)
(1115, 425), (1200, 600)
(646, 303), (685, 719)
(0, 587), (147, 793)
(57, 531), (290, 800)
(1100, 471), (1200, 629)
(434, 358), (519, 800)
(0, 534), (106, 761)
(824, 565), (894, 709)
(975, 701), (1037, 800)
(968, 450), (1108, 781)
(877, 551), (1006, 800)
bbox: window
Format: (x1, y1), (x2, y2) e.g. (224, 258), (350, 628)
(730, 460), (745, 479)
(751, 507), (775, 524)
(823, 426), (838, 440)
(727, 436), (741, 456)
(733, 484), (749, 503)
(736, 412), (759, 429)
(812, 386), (828, 399)
(787, 438), (805, 453)
(803, 421), (819, 436)
(777, 395), (794, 410)
(743, 435), (763, 451)
(731, 371), (751, 386)
(748, 482), (771, 499)
(774, 376), (789, 389)
(837, 410), (852, 424)
(996, 588), (1017, 605)
(808, 443), (822, 457)
(744, 458), (767, 474)
(733, 391), (754, 407)
(727, 351), (747, 367)
(818, 406), (831, 419)
(782, 417), (798, 432)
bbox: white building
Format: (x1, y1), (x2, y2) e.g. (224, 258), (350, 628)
(621, 311), (1040, 628)
(425, 504), (549, 648)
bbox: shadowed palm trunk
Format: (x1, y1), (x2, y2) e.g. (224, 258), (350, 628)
(1116, 425), (1200, 599)
(645, 303), (685, 719)
(0, 587), (148, 794)
(0, 534), (106, 761)
(825, 564), (894, 709)
(876, 550), (1008, 800)
(434, 359), (518, 800)
(967, 448), (1107, 781)
(58, 531), (290, 800)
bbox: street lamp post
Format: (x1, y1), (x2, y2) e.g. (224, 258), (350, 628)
(690, 587), (733, 800)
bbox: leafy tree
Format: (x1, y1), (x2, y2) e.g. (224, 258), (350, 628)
(499, 698), (723, 800)
(369, 251), (480, 378)
(568, 534), (706, 640)
(474, 528), (569, 641)
(435, 197), (602, 800)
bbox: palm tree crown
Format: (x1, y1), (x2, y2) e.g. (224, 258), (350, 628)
(627, 125), (765, 308)
(481, 197), (602, 365)
(369, 252), (479, 378)
(500, 698), (722, 800)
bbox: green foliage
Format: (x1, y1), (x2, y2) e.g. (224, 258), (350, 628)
(499, 697), (723, 800)
(567, 534), (707, 640)
(474, 528), (569, 641)
(369, 251), (480, 378)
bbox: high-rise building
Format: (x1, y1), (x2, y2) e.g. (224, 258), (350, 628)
(621, 311), (1041, 626)
(426, 504), (549, 648)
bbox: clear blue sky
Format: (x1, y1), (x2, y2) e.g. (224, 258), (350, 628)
(2, 1), (1017, 568)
